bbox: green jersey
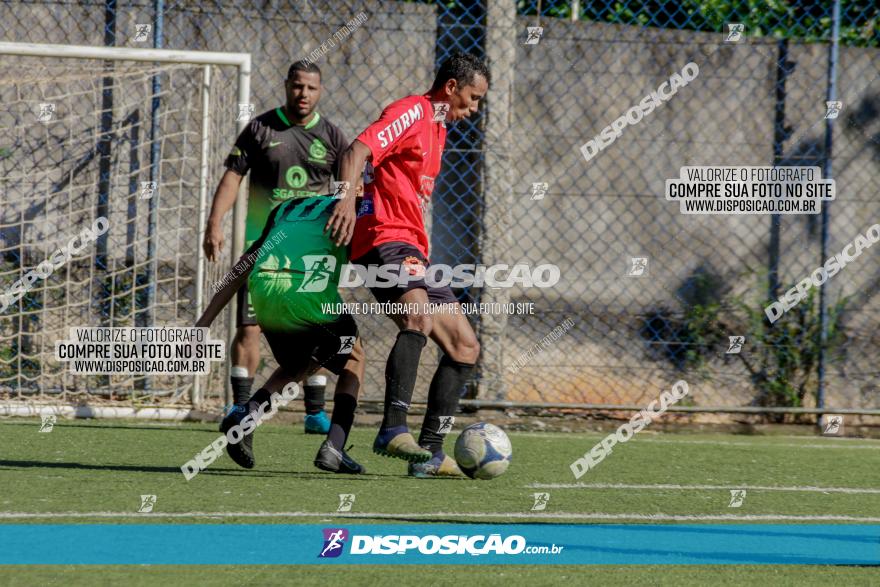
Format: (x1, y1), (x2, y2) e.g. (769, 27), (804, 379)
(224, 108), (348, 248)
(245, 196), (346, 332)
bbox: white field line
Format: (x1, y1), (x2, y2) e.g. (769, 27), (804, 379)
(638, 438), (880, 450)
(2, 511), (880, 522)
(525, 482), (880, 494)
(511, 433), (880, 450)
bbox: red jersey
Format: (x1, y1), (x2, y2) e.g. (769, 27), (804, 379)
(351, 94), (446, 260)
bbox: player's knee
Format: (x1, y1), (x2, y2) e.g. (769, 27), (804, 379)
(450, 334), (480, 364)
(401, 313), (432, 335)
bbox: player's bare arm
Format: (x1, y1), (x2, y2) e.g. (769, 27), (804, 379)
(195, 242), (259, 328)
(325, 139), (371, 246)
(197, 197), (284, 328)
(203, 169), (243, 262)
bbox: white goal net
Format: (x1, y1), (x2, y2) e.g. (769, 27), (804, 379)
(0, 43), (249, 411)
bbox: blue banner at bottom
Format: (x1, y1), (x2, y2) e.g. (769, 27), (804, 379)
(1, 524), (878, 565)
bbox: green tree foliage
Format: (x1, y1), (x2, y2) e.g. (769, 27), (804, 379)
(514, 0), (878, 46)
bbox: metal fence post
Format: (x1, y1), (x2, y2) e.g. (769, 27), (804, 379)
(144, 0), (164, 331)
(769, 39), (792, 302)
(479, 0), (516, 400)
(817, 0), (842, 413)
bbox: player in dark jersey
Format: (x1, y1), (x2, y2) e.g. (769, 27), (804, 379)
(325, 53), (490, 477)
(197, 194), (366, 474)
(203, 61), (348, 434)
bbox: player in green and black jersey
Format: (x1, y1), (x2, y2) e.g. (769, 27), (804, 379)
(197, 194), (365, 474)
(203, 61), (348, 432)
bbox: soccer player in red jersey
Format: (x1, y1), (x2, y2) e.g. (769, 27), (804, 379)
(325, 53), (490, 477)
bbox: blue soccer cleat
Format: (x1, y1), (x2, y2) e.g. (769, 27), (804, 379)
(304, 410), (331, 434)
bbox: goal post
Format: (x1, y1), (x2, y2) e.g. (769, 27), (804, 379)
(0, 42), (251, 415)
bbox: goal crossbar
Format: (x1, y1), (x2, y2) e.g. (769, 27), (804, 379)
(0, 42), (251, 69)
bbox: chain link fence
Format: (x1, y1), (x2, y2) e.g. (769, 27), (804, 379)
(0, 0), (877, 419)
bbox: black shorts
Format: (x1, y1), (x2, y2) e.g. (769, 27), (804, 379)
(236, 282), (258, 328)
(261, 313), (358, 376)
(352, 242), (458, 306)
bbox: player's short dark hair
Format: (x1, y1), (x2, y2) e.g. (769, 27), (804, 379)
(289, 60), (321, 80)
(431, 52), (490, 91)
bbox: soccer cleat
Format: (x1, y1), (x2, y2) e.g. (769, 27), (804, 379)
(408, 452), (464, 478)
(304, 410), (331, 435)
(372, 427), (432, 463)
(219, 406), (255, 469)
(314, 440), (366, 474)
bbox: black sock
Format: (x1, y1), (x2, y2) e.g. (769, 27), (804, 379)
(418, 355), (475, 455)
(304, 375), (327, 415)
(231, 375), (254, 405)
(382, 329), (427, 429)
(328, 393), (357, 448)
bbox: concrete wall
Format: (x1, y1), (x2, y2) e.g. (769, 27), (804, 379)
(500, 16), (879, 409)
(1, 1), (877, 410)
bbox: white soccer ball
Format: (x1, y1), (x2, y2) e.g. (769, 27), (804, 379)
(453, 422), (512, 480)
